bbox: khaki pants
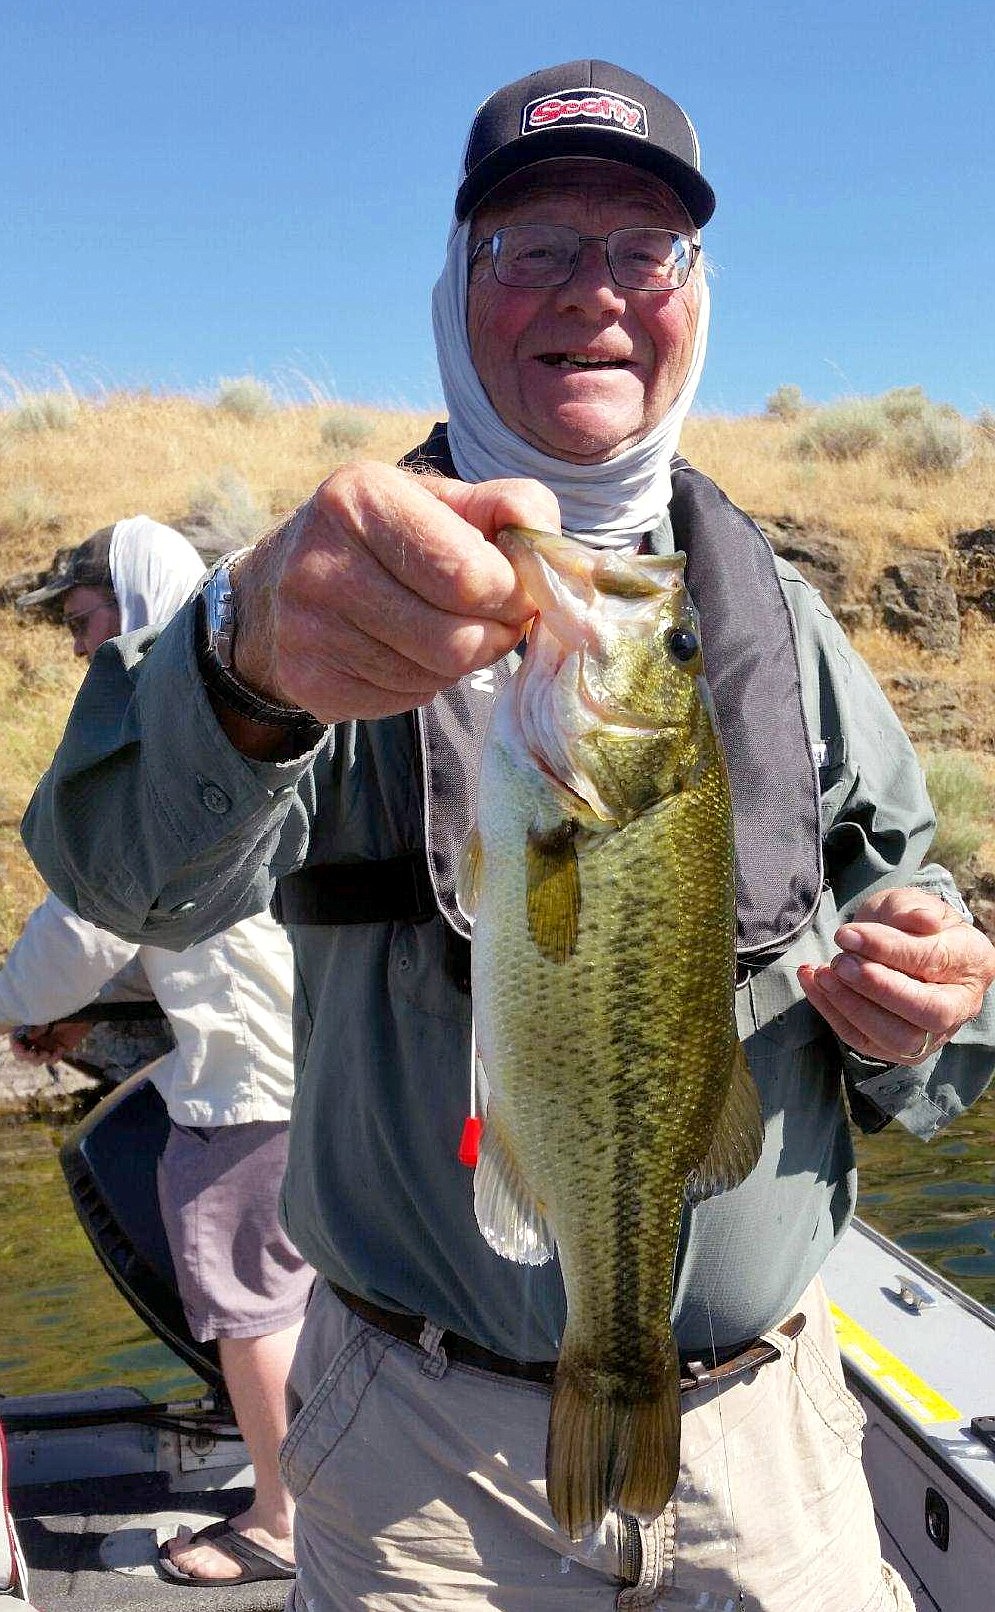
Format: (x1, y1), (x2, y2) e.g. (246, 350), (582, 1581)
(280, 1278), (913, 1611)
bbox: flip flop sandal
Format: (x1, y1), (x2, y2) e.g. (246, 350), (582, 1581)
(157, 1519), (296, 1585)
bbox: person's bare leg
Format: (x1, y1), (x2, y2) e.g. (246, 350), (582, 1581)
(164, 1322), (303, 1581)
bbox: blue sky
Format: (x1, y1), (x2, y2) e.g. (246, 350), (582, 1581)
(3, 0), (992, 418)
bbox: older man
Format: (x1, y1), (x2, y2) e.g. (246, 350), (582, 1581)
(23, 61), (995, 1612)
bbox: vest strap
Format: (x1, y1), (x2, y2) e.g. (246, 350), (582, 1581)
(271, 852), (437, 926)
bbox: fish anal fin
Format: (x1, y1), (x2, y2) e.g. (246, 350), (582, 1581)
(526, 820), (580, 962)
(685, 1041), (764, 1204)
(546, 1343), (681, 1540)
(456, 826), (483, 921)
(474, 1108), (555, 1266)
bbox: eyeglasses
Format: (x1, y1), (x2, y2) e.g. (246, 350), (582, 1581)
(63, 601), (114, 636)
(470, 224), (699, 292)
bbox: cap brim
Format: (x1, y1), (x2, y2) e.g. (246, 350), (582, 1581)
(456, 129), (716, 227)
(15, 579), (73, 613)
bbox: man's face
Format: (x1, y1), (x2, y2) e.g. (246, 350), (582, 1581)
(62, 584), (120, 660)
(467, 159), (701, 465)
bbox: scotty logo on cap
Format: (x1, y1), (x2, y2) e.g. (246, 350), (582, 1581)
(522, 86), (648, 138)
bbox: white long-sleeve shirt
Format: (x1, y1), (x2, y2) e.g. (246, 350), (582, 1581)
(0, 892), (295, 1125)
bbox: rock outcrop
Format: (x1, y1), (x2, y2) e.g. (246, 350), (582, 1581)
(879, 672), (972, 746)
(951, 527), (995, 621)
(0, 1042), (103, 1118)
(872, 552), (961, 656)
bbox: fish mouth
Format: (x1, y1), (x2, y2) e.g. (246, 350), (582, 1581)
(495, 527), (684, 653)
(494, 527), (595, 646)
(513, 627), (683, 826)
(498, 528), (689, 813)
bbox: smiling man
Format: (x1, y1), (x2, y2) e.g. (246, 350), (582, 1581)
(465, 161), (700, 463)
(23, 60), (995, 1612)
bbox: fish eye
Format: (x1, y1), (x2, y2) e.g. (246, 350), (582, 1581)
(667, 626), (699, 664)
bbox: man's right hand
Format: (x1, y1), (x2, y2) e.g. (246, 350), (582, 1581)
(227, 465), (560, 733)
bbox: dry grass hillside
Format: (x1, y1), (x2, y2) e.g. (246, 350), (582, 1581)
(1, 386), (993, 955)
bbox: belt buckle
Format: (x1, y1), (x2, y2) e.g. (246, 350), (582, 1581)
(417, 1319), (449, 1379)
(683, 1357), (715, 1390)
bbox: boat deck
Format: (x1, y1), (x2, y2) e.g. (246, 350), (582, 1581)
(11, 1471), (290, 1612)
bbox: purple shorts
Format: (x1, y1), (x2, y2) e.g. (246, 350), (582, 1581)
(157, 1119), (314, 1342)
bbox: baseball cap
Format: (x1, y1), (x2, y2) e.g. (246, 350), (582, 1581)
(455, 60), (715, 227)
(16, 526), (115, 613)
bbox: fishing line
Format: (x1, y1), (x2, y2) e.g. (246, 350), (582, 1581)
(704, 1293), (747, 1609)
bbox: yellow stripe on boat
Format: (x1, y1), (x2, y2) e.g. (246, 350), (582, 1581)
(830, 1304), (961, 1425)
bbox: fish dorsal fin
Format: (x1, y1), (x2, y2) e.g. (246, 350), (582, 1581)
(474, 1106), (555, 1266)
(685, 1042), (764, 1203)
(456, 826), (483, 921)
(526, 821), (580, 962)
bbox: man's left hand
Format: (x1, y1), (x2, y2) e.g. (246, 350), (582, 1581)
(8, 1021), (91, 1066)
(798, 888), (995, 1065)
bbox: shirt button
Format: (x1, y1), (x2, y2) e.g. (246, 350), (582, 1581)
(200, 782), (231, 814)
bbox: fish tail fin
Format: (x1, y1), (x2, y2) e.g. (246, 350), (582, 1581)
(546, 1343), (681, 1541)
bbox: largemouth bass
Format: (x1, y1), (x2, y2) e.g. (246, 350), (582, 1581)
(458, 527), (764, 1541)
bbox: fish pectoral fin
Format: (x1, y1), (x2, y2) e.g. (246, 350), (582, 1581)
(685, 1042), (765, 1203)
(456, 826), (483, 921)
(526, 820), (581, 962)
(473, 1107), (555, 1266)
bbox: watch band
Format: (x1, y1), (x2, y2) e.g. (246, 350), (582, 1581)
(196, 558), (325, 739)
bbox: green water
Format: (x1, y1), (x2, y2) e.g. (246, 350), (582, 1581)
(0, 1119), (199, 1399)
(853, 1085), (995, 1309)
(0, 1092), (992, 1398)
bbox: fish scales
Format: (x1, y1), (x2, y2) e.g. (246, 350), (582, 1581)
(462, 527), (763, 1541)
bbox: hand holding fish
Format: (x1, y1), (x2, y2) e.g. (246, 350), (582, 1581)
(798, 888), (995, 1065)
(223, 466), (555, 736)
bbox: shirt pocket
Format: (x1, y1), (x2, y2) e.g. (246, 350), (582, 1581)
(744, 968), (841, 1121)
(748, 973), (825, 1050)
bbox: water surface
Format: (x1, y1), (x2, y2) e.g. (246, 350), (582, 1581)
(853, 1084), (995, 1310)
(0, 1090), (992, 1398)
(0, 1119), (198, 1399)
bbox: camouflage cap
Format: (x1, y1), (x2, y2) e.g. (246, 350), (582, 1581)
(16, 526), (115, 613)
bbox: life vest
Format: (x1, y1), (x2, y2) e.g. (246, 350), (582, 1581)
(273, 426), (823, 965)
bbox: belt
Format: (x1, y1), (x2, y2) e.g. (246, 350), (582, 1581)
(331, 1284), (805, 1394)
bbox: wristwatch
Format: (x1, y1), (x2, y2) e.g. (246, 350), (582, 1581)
(196, 556), (325, 740)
